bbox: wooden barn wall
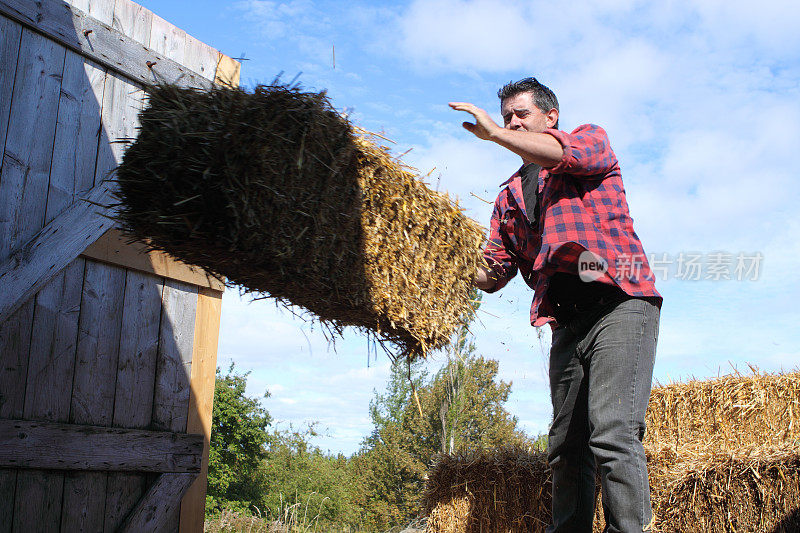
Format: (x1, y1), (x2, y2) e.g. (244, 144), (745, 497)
(0, 0), (226, 531)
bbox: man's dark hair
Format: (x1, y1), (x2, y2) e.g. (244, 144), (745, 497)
(498, 77), (559, 129)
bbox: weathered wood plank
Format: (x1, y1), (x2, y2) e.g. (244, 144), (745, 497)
(104, 269), (163, 532)
(215, 52), (240, 87)
(150, 12), (185, 65)
(70, 260), (126, 426)
(61, 471), (107, 533)
(0, 16), (22, 172)
(184, 34), (219, 83)
(153, 279), (197, 531)
(12, 470), (63, 533)
(0, 28), (63, 532)
(62, 259), (126, 532)
(0, 469), (15, 533)
(113, 270), (163, 430)
(0, 28), (64, 259)
(81, 229), (226, 290)
(0, 179), (118, 324)
(0, 419), (203, 472)
(13, 259), (85, 532)
(95, 70), (145, 183)
(47, 51), (106, 215)
(111, 0), (152, 48)
(67, 0), (114, 25)
(0, 0), (213, 89)
(153, 279), (198, 433)
(119, 473), (197, 533)
(22, 260), (85, 422)
(179, 287), (223, 533)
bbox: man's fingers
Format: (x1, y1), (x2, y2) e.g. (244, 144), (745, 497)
(449, 102), (477, 114)
(462, 121), (476, 132)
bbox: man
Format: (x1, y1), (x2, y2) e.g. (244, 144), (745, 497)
(450, 78), (662, 533)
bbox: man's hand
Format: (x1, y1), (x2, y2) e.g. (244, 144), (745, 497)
(449, 102), (502, 141)
(474, 266), (497, 291)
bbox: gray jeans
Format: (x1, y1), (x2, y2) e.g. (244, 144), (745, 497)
(545, 297), (660, 533)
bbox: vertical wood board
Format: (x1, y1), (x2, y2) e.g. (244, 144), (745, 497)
(152, 279), (198, 433)
(0, 17), (21, 171)
(104, 269), (163, 532)
(63, 259), (126, 532)
(179, 287), (223, 533)
(0, 28), (65, 258)
(47, 51), (106, 215)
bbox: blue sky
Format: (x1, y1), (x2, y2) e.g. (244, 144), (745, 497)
(138, 0), (800, 455)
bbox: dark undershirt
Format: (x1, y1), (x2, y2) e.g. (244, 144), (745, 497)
(519, 162), (541, 226)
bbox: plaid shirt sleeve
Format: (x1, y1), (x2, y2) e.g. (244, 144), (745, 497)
(542, 124), (618, 177)
(482, 196), (517, 293)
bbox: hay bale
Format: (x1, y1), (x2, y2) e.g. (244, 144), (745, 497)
(422, 448), (553, 533)
(645, 444), (800, 533)
(645, 369), (800, 450)
(115, 83), (484, 359)
(424, 370), (800, 532)
(424, 445), (800, 533)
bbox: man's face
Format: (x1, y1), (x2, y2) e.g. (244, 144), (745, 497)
(500, 92), (556, 133)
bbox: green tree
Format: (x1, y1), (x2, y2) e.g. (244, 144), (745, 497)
(207, 364), (273, 513)
(354, 293), (533, 527)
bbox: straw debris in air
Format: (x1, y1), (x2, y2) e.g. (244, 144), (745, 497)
(114, 83), (485, 359)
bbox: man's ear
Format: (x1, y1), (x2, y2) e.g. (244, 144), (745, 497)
(545, 108), (559, 129)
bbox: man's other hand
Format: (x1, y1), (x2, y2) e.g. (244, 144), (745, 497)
(449, 102), (501, 141)
(474, 266), (497, 291)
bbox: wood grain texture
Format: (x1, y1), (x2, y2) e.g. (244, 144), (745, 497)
(150, 12), (185, 65)
(184, 34), (219, 83)
(62, 259), (126, 532)
(0, 179), (118, 324)
(0, 0), (213, 89)
(118, 473), (197, 533)
(12, 470), (63, 533)
(104, 269), (163, 532)
(153, 279), (198, 433)
(47, 51), (106, 213)
(67, 0), (114, 25)
(111, 0), (152, 48)
(0, 419), (202, 472)
(0, 16), (21, 171)
(22, 259), (85, 422)
(214, 52), (241, 87)
(151, 277), (198, 532)
(113, 270), (163, 430)
(0, 28), (64, 259)
(0, 28), (63, 532)
(81, 229), (226, 290)
(179, 287), (223, 533)
(12, 259), (85, 532)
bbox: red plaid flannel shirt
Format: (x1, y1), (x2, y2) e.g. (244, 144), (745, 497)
(483, 124), (662, 327)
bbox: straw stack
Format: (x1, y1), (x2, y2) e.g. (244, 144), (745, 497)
(423, 369), (800, 533)
(423, 448), (554, 533)
(114, 83), (485, 359)
(645, 367), (800, 449)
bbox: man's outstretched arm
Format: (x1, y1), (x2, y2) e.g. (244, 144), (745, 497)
(449, 102), (563, 167)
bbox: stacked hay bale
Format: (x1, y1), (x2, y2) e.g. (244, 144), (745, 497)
(115, 83), (485, 359)
(423, 369), (800, 533)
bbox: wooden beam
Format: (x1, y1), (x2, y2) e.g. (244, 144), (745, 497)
(179, 287), (223, 533)
(117, 473), (197, 533)
(0, 0), (212, 89)
(81, 229), (225, 291)
(0, 419), (203, 473)
(0, 180), (116, 324)
(214, 52), (241, 87)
